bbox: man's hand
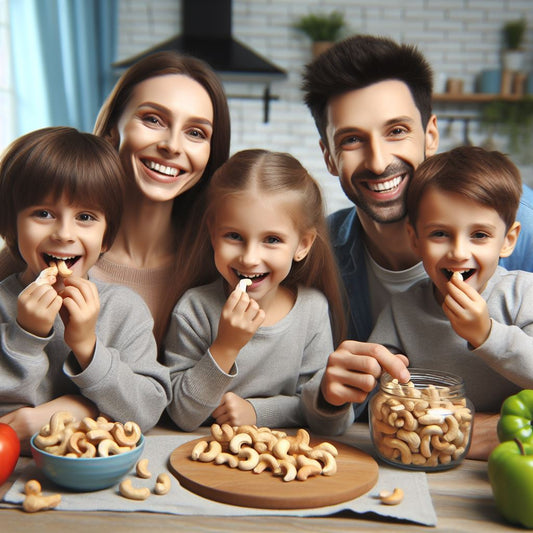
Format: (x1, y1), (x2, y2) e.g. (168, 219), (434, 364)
(320, 340), (410, 406)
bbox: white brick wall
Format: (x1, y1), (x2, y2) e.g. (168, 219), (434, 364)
(117, 0), (533, 213)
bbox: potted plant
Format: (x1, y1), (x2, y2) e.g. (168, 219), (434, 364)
(292, 11), (346, 57)
(502, 18), (527, 71)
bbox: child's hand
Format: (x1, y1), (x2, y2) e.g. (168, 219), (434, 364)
(58, 276), (100, 369)
(211, 391), (256, 426)
(442, 272), (491, 348)
(210, 288), (265, 372)
(17, 280), (62, 337)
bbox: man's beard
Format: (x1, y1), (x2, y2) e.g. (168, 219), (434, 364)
(345, 160), (414, 224)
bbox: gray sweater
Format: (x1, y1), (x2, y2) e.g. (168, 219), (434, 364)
(0, 274), (171, 432)
(301, 266), (533, 437)
(164, 279), (334, 431)
(368, 266), (533, 413)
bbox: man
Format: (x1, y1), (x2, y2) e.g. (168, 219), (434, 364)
(300, 35), (533, 460)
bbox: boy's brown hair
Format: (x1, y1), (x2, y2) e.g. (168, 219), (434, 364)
(407, 146), (522, 232)
(0, 126), (125, 259)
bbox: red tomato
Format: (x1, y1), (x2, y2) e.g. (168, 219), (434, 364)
(0, 423), (20, 485)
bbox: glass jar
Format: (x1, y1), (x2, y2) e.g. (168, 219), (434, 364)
(369, 369), (474, 471)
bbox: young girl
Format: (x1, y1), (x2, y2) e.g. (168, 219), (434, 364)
(164, 149), (345, 431)
(0, 127), (171, 450)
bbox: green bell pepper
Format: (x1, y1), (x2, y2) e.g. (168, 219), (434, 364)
(497, 389), (533, 443)
(489, 439), (533, 529)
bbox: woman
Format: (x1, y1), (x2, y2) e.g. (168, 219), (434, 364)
(0, 51), (231, 346)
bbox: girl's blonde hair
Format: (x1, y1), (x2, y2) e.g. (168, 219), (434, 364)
(179, 149), (346, 344)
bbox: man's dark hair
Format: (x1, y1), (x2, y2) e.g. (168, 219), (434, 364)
(302, 35), (434, 146)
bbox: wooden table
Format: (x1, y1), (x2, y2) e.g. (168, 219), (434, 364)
(0, 424), (513, 532)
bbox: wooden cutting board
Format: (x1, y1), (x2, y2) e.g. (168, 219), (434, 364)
(169, 436), (378, 510)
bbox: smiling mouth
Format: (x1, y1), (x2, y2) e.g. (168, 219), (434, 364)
(365, 175), (405, 193)
(234, 270), (269, 283)
(443, 269), (475, 281)
(142, 159), (182, 178)
(43, 253), (80, 269)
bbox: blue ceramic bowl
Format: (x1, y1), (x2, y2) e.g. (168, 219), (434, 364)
(30, 433), (144, 491)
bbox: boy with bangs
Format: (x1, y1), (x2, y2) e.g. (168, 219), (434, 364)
(367, 145), (533, 414)
(0, 127), (171, 451)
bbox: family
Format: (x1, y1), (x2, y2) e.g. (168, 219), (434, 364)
(1, 35), (532, 461)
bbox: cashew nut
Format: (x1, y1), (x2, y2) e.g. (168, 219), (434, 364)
(308, 449), (337, 475)
(86, 428), (114, 443)
(215, 452), (240, 468)
(23, 492), (62, 513)
(379, 488), (404, 505)
(98, 439), (130, 457)
(238, 447), (260, 471)
(253, 453), (281, 474)
(136, 458), (152, 479)
(228, 433), (253, 453)
(191, 440), (222, 462)
(297, 463), (322, 480)
(112, 421), (141, 447)
(210, 423), (234, 443)
(56, 259), (72, 277)
(154, 473), (171, 495)
(22, 479), (61, 513)
(25, 479), (42, 496)
(276, 459), (297, 482)
(119, 479), (150, 501)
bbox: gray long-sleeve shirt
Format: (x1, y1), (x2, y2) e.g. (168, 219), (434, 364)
(367, 266), (533, 413)
(164, 279), (334, 431)
(0, 274), (171, 432)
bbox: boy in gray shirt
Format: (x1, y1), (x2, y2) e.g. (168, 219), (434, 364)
(0, 127), (171, 450)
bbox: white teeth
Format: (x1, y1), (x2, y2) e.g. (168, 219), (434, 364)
(368, 176), (402, 192)
(47, 254), (76, 261)
(145, 160), (179, 177)
(237, 272), (265, 279)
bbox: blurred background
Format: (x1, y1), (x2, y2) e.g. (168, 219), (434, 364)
(1, 0), (532, 214)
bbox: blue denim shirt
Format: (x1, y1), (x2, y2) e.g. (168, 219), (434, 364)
(328, 183), (533, 343)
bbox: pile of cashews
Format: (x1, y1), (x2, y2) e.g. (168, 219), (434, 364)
(370, 380), (472, 468)
(191, 424), (338, 482)
(33, 411), (141, 458)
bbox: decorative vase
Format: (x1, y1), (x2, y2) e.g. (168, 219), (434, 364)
(502, 49), (525, 71)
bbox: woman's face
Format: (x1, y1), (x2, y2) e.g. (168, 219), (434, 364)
(114, 74), (214, 203)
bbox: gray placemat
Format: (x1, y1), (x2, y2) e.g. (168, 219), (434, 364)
(2, 434), (437, 526)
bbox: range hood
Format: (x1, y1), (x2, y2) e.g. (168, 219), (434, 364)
(113, 0), (287, 121)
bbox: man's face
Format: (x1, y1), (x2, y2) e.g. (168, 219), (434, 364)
(322, 80), (438, 224)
